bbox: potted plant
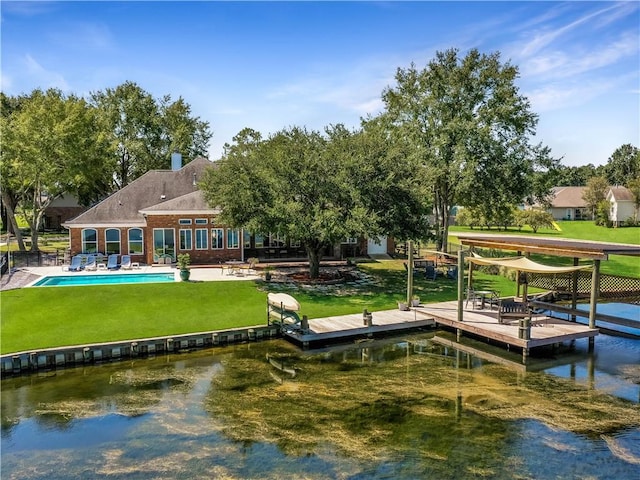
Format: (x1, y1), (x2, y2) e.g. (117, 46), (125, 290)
(398, 300), (409, 311)
(264, 265), (273, 282)
(411, 295), (421, 307)
(177, 253), (191, 281)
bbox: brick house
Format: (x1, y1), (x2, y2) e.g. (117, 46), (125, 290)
(63, 156), (390, 265)
(63, 157), (239, 265)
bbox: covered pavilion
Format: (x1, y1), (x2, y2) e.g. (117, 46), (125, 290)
(453, 233), (640, 345)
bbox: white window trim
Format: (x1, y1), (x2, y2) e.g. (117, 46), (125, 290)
(81, 228), (98, 253)
(127, 227), (144, 255)
(227, 228), (240, 249)
(179, 229), (193, 250)
(105, 228), (121, 255)
(195, 228), (208, 250)
(179, 218), (192, 225)
(195, 218), (208, 225)
(211, 228), (224, 250)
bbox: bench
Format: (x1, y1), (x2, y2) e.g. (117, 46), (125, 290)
(498, 300), (531, 324)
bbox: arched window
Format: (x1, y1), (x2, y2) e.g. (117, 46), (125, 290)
(105, 228), (121, 255)
(128, 228), (144, 254)
(81, 229), (97, 253)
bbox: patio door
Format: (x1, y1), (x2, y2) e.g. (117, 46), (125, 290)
(153, 229), (175, 261)
(367, 236), (387, 255)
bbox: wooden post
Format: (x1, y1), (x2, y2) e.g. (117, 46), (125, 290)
(466, 247), (474, 293)
(406, 240), (414, 304)
(457, 246), (464, 323)
(571, 257), (579, 322)
(588, 259), (600, 350)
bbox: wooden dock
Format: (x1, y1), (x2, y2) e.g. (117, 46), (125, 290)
(421, 301), (599, 362)
(283, 308), (436, 348)
(284, 301), (598, 363)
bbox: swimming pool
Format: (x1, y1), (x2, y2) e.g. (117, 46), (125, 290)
(33, 273), (175, 287)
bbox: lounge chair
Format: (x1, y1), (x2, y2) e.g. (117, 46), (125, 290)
(425, 265), (437, 280)
(120, 255), (132, 270)
(67, 255), (84, 272)
(107, 254), (120, 270)
(84, 255), (97, 271)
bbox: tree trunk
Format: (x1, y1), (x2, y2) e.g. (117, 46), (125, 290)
(307, 246), (322, 279)
(1, 190), (25, 250)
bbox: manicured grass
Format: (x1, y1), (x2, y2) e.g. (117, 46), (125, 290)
(1, 281), (267, 354)
(3, 221), (636, 355)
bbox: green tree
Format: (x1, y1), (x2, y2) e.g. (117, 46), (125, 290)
(626, 176), (640, 223)
(582, 176), (609, 220)
(1, 89), (106, 250)
(519, 209), (555, 233)
(554, 164), (599, 186)
(604, 144), (639, 186)
(0, 92), (27, 247)
(378, 48), (546, 251)
(200, 125), (429, 278)
(91, 81), (211, 189)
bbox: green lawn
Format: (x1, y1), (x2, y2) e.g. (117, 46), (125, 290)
(0, 260), (518, 355)
(2, 220), (637, 355)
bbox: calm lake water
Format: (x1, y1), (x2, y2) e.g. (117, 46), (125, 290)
(2, 332), (639, 479)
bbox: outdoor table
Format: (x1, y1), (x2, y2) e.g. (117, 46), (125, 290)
(474, 290), (494, 309)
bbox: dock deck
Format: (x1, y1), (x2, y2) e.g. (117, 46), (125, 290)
(422, 301), (598, 351)
(284, 301), (598, 362)
(284, 308), (436, 347)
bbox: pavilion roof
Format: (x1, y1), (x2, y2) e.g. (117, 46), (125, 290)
(455, 233), (640, 260)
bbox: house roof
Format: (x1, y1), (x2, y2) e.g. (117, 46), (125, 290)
(607, 186), (635, 202)
(549, 186), (588, 208)
(64, 157), (214, 227)
(140, 190), (220, 215)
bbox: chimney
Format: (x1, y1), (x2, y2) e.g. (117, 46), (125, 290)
(171, 152), (182, 171)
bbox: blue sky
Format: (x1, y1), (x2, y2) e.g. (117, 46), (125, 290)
(2, 1), (638, 167)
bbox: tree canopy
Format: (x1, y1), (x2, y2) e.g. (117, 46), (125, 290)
(200, 125), (430, 278)
(374, 48), (556, 251)
(91, 81), (212, 189)
(1, 89), (107, 250)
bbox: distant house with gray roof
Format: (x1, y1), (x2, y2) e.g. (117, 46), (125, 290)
(535, 186), (591, 221)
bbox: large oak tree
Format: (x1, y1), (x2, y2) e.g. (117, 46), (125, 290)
(91, 81), (212, 189)
(377, 48), (555, 250)
(1, 89), (107, 250)
(200, 125), (429, 278)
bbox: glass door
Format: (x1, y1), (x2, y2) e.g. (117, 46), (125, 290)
(153, 229), (175, 263)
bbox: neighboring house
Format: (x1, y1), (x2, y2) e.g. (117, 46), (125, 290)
(43, 194), (87, 231)
(63, 156), (393, 265)
(607, 186), (639, 227)
(530, 186), (590, 221)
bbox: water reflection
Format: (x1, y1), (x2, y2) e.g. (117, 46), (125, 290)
(2, 333), (639, 479)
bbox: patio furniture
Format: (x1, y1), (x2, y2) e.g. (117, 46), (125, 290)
(107, 254), (120, 270)
(120, 255), (132, 270)
(498, 300), (531, 324)
(425, 265), (437, 280)
(67, 255), (84, 272)
(84, 255), (97, 271)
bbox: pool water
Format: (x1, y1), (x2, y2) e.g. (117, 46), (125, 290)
(32, 272), (175, 287)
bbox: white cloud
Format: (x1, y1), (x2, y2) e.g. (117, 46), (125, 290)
(50, 22), (114, 51)
(23, 54), (70, 91)
(0, 72), (13, 91)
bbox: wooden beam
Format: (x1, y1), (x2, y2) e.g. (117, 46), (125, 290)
(459, 239), (607, 259)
